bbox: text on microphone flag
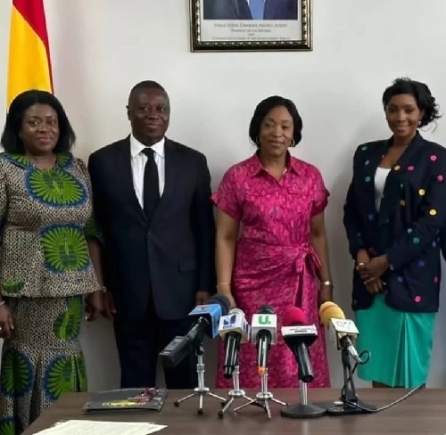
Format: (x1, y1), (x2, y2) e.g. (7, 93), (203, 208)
(191, 305), (209, 313)
(258, 315), (272, 325)
(330, 318), (359, 335)
(281, 325), (318, 336)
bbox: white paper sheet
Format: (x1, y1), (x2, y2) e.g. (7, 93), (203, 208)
(32, 419), (167, 435)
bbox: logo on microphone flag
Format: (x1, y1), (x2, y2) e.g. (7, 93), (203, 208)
(258, 315), (272, 325)
(220, 314), (241, 331)
(223, 314), (237, 327)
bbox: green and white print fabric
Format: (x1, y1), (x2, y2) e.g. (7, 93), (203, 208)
(0, 152), (101, 298)
(0, 297), (88, 434)
(0, 152), (100, 434)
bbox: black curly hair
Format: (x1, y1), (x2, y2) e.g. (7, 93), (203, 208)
(382, 78), (441, 128)
(249, 96), (303, 147)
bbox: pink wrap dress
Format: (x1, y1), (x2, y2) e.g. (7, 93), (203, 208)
(212, 153), (331, 389)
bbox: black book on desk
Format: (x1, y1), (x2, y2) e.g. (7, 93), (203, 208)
(82, 388), (168, 413)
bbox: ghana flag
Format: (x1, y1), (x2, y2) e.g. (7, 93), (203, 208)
(7, 0), (53, 108)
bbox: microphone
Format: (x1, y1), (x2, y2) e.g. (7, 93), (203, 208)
(235, 305), (287, 418)
(280, 307), (326, 419)
(251, 305), (277, 376)
(218, 308), (250, 379)
(317, 302), (376, 415)
(160, 294), (231, 368)
(319, 302), (363, 364)
(281, 307), (317, 383)
(218, 308), (256, 417)
(319, 302), (362, 364)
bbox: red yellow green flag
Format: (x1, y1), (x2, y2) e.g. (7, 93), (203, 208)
(7, 0), (53, 108)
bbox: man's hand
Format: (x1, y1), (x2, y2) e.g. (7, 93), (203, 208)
(195, 291), (211, 306)
(85, 291), (104, 321)
(102, 292), (117, 321)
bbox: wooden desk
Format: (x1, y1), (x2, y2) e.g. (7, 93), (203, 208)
(25, 388), (446, 435)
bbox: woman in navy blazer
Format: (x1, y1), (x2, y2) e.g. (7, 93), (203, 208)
(343, 78), (446, 388)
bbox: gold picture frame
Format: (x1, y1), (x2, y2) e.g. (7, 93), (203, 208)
(189, 0), (312, 52)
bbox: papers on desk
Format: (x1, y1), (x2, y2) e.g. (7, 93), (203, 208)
(32, 420), (167, 435)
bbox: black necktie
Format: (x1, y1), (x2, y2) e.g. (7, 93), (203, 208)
(142, 148), (160, 221)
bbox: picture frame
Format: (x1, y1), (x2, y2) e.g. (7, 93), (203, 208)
(189, 0), (312, 52)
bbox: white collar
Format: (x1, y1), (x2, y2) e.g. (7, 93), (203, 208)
(130, 134), (165, 158)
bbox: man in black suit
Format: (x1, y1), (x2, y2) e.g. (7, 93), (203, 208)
(203, 0), (298, 20)
(88, 81), (215, 389)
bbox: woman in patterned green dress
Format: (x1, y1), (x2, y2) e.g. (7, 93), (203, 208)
(0, 90), (104, 434)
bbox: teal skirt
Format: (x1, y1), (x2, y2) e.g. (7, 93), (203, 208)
(355, 294), (435, 388)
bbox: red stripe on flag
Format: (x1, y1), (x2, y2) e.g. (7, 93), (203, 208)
(12, 0), (53, 89)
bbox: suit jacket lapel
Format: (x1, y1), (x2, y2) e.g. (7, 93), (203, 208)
(237, 0), (252, 18)
(377, 132), (424, 227)
(358, 141), (388, 224)
(151, 139), (178, 226)
(116, 137), (147, 226)
(264, 0), (277, 18)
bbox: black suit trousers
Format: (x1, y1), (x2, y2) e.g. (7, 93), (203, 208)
(113, 299), (197, 389)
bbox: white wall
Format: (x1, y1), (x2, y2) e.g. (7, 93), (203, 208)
(1, 0), (446, 391)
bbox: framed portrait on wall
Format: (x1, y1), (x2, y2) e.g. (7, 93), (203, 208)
(189, 0), (312, 52)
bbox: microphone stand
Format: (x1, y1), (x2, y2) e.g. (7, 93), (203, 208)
(280, 380), (326, 418)
(173, 342), (226, 415)
(325, 347), (375, 415)
(218, 364), (256, 417)
(233, 368), (288, 419)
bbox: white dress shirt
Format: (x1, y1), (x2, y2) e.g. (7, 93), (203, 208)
(245, 0), (265, 6)
(130, 134), (165, 207)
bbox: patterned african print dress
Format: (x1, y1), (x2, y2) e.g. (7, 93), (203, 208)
(0, 152), (100, 434)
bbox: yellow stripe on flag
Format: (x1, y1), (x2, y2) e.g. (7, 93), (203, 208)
(7, 5), (52, 108)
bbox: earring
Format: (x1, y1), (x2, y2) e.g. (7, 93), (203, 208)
(290, 139), (296, 147)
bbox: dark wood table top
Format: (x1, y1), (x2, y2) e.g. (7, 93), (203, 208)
(25, 388), (446, 435)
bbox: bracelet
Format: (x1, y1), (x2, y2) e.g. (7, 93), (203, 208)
(216, 282), (230, 289)
(320, 280), (333, 287)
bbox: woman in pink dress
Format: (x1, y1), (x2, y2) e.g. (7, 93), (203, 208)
(212, 96), (333, 389)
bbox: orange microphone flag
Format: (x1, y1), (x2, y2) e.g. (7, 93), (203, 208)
(7, 0), (53, 108)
